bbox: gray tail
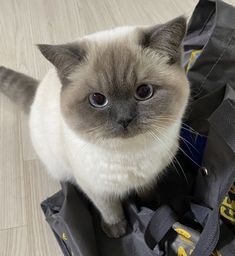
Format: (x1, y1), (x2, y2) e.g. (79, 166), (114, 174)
(0, 66), (39, 113)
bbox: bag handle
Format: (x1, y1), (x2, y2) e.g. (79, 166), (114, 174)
(144, 205), (178, 250)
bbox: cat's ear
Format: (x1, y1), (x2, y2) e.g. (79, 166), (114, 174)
(141, 16), (187, 64)
(37, 43), (85, 77)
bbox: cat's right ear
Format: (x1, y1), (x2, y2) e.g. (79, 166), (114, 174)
(37, 43), (85, 77)
(140, 16), (187, 64)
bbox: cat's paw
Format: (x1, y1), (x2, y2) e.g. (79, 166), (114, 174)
(101, 218), (127, 238)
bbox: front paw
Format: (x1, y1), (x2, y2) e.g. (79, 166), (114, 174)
(101, 218), (127, 238)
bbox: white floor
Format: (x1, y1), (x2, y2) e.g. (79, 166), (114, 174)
(0, 0), (235, 255)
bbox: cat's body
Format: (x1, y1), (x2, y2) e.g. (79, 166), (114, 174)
(0, 18), (189, 237)
(30, 66), (179, 195)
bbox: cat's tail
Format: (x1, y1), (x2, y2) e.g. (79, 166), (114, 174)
(0, 66), (39, 113)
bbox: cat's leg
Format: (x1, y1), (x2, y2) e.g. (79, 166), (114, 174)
(99, 198), (127, 238)
(86, 191), (127, 238)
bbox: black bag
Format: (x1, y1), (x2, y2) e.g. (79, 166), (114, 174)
(41, 0), (235, 255)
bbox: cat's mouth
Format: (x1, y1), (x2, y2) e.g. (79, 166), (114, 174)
(108, 126), (144, 139)
(118, 128), (132, 138)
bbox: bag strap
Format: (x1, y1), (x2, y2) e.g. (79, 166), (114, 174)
(144, 163), (235, 256)
(144, 205), (178, 249)
(192, 163), (235, 256)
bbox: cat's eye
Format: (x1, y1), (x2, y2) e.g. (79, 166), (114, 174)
(89, 93), (108, 108)
(135, 84), (153, 101)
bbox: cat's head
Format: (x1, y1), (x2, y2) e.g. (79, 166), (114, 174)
(38, 17), (189, 142)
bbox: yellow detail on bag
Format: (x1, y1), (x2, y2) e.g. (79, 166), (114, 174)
(62, 232), (68, 241)
(220, 205), (235, 223)
(174, 228), (191, 239)
(221, 196), (235, 210)
(178, 246), (188, 256)
(220, 183), (235, 225)
(178, 234), (194, 245)
(186, 50), (202, 73)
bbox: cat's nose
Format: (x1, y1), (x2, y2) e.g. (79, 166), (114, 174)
(117, 117), (133, 128)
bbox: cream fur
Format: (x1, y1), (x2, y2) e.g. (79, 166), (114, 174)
(29, 26), (188, 199)
(29, 67), (180, 197)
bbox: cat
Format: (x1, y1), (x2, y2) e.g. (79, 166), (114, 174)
(0, 16), (189, 238)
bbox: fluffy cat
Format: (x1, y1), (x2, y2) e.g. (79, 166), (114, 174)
(0, 16), (189, 238)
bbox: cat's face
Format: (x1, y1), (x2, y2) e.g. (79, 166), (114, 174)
(38, 17), (189, 142)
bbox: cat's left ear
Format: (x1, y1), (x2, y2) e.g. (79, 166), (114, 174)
(141, 16), (187, 64)
(37, 43), (85, 77)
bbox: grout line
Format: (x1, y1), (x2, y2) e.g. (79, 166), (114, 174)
(0, 225), (28, 232)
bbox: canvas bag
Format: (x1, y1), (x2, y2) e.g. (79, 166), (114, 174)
(41, 0), (235, 255)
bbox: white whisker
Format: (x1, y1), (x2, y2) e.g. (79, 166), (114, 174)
(153, 126), (201, 169)
(148, 130), (189, 184)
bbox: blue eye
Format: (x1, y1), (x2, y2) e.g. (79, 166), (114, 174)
(135, 84), (153, 100)
(89, 93), (108, 108)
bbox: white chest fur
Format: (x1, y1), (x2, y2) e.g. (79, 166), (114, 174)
(63, 123), (179, 196)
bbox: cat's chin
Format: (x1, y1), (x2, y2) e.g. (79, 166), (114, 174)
(106, 127), (144, 139)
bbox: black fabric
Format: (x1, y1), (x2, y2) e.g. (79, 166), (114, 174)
(185, 0), (235, 99)
(144, 206), (178, 250)
(41, 0), (235, 255)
